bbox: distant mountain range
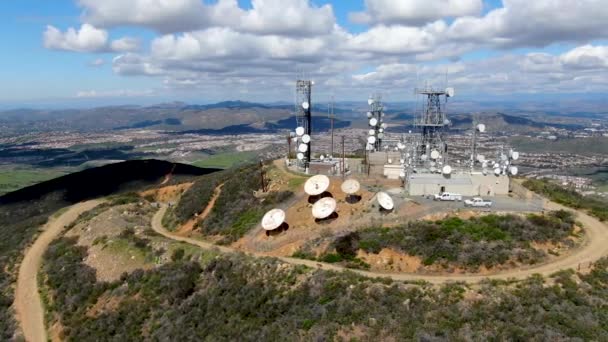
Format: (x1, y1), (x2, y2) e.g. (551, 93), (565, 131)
(0, 99), (601, 135)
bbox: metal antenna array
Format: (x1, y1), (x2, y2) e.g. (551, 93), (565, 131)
(366, 93), (386, 151)
(413, 86), (453, 170)
(295, 79), (313, 169)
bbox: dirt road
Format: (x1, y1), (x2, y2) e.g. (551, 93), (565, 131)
(14, 200), (102, 342)
(152, 202), (608, 284)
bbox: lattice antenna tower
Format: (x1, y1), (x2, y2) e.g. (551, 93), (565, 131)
(413, 85), (454, 169)
(295, 78), (313, 168)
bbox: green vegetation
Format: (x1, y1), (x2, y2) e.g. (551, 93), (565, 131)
(192, 151), (257, 169)
(524, 178), (608, 221)
(41, 237), (608, 340)
(0, 167), (67, 195)
(164, 163), (293, 244)
(296, 211), (577, 271)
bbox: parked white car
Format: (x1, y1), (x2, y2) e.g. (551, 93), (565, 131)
(433, 192), (463, 201)
(464, 197), (493, 207)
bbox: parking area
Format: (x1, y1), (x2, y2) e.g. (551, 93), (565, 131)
(409, 195), (544, 213)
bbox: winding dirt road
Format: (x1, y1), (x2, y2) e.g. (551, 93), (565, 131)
(14, 200), (102, 342)
(152, 202), (608, 285)
(14, 196), (608, 342)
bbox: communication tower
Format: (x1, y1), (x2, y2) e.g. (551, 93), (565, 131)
(295, 79), (313, 168)
(413, 86), (454, 170)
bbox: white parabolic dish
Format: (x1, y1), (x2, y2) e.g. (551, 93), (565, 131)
(295, 126), (305, 136)
(312, 197), (336, 219)
(377, 192), (394, 210)
(368, 98), (374, 105)
(430, 150), (440, 159)
(368, 129), (375, 136)
(510, 166), (518, 175)
(366, 112), (372, 118)
(304, 174), (330, 196)
(367, 136), (376, 144)
(298, 143), (308, 153)
(341, 179), (360, 194)
(369, 118), (378, 126)
(477, 123), (486, 133)
(297, 152), (304, 160)
(261, 209), (285, 231)
(302, 101), (310, 109)
(512, 151), (520, 160)
(302, 134), (311, 143)
(442, 165), (452, 175)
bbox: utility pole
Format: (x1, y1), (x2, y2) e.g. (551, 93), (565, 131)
(341, 135), (345, 179)
(330, 96), (335, 158)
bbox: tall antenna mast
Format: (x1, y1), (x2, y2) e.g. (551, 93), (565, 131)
(295, 78), (313, 169)
(330, 95), (334, 158)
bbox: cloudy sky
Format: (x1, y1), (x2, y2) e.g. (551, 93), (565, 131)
(1, 0), (607, 105)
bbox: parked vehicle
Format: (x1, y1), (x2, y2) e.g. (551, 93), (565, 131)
(433, 192), (463, 201)
(464, 197), (493, 207)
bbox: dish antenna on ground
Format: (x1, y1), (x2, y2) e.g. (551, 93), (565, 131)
(341, 179), (360, 195)
(312, 197), (336, 219)
(304, 174), (330, 196)
(261, 209), (285, 231)
(302, 134), (311, 143)
(295, 126), (305, 136)
(377, 192), (394, 211)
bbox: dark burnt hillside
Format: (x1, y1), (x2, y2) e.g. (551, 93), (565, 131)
(0, 159), (217, 205)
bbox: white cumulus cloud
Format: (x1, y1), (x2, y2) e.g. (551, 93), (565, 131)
(350, 0), (482, 25)
(43, 23), (108, 52)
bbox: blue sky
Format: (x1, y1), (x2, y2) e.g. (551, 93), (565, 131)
(0, 0), (607, 107)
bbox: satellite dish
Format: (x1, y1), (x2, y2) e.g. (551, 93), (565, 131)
(400, 159), (405, 164)
(378, 133), (384, 139)
(477, 154), (485, 162)
(368, 129), (375, 136)
(430, 161), (436, 167)
(304, 175), (330, 196)
(442, 165), (452, 175)
(261, 209), (285, 231)
(446, 87), (455, 97)
(512, 151), (520, 160)
(493, 163), (500, 168)
(443, 119), (451, 125)
(397, 143), (405, 150)
(430, 166), (437, 172)
(482, 161), (488, 168)
(430, 150), (440, 159)
(369, 118), (378, 126)
(302, 101), (310, 109)
(312, 197), (336, 219)
(381, 123), (387, 129)
(295, 127), (305, 136)
(510, 166), (519, 175)
(377, 192), (394, 210)
(297, 152), (304, 160)
(477, 124), (486, 133)
(388, 158), (392, 164)
(341, 179), (360, 194)
(366, 143), (374, 151)
(366, 112), (372, 118)
(292, 137), (298, 143)
(378, 128), (384, 133)
(320, 155), (325, 161)
(367, 136), (376, 144)
(421, 154), (428, 161)
(505, 160), (510, 166)
(302, 134), (311, 143)
(494, 168), (501, 175)
(501, 154), (508, 161)
(368, 98), (374, 106)
(298, 143), (308, 153)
